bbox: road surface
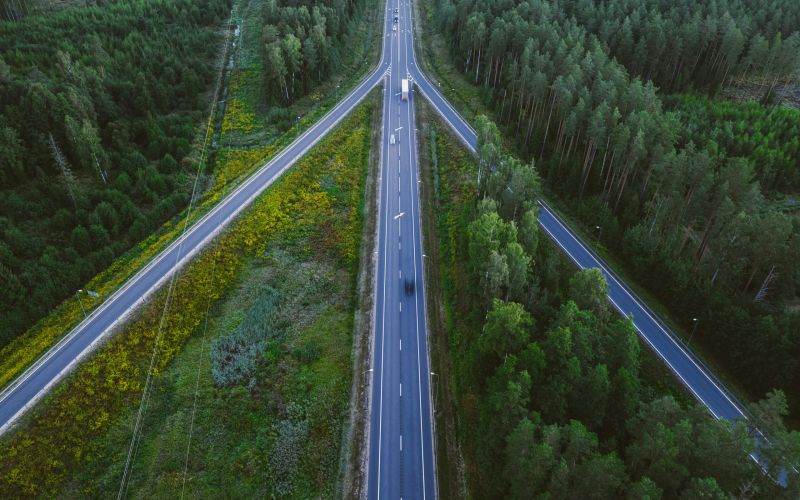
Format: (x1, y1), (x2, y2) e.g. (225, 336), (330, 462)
(0, 18), (391, 435)
(366, 0), (435, 498)
(0, 0), (770, 491)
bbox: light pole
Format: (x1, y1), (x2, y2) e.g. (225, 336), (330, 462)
(594, 225), (602, 243)
(688, 317), (699, 347)
(430, 371), (439, 414)
(76, 289), (87, 320)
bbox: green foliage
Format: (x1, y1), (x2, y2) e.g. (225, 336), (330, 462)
(557, 0), (800, 93)
(259, 0), (370, 104)
(668, 95), (800, 192)
(0, 98), (374, 497)
(0, 0), (232, 345)
(481, 299), (533, 360)
(568, 268), (610, 322)
(270, 416), (310, 496)
(422, 111), (800, 498)
(210, 286), (282, 386)
(434, 0), (800, 415)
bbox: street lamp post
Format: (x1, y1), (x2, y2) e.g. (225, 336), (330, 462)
(594, 225), (602, 243)
(688, 317), (699, 347)
(430, 371), (438, 414)
(76, 289), (87, 320)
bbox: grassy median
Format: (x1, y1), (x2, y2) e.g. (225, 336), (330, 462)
(0, 92), (377, 497)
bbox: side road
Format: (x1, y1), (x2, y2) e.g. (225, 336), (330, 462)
(0, 29), (391, 435)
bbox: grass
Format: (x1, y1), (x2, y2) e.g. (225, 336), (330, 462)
(0, 0), (383, 395)
(0, 91), (377, 497)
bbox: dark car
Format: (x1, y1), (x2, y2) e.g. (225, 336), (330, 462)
(404, 279), (415, 295)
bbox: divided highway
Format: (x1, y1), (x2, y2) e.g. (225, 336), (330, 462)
(0, 0), (767, 493)
(367, 0), (435, 497)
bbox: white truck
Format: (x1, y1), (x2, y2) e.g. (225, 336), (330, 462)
(401, 78), (409, 101)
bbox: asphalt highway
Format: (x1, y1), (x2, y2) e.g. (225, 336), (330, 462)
(366, 0), (435, 498)
(0, 0), (769, 491)
(0, 23), (391, 435)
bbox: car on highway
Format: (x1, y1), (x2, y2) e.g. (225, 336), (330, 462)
(390, 133), (395, 145)
(392, 25), (396, 32)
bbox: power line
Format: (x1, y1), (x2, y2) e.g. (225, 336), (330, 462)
(117, 15), (228, 494)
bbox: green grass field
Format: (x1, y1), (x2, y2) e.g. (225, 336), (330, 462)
(0, 92), (377, 497)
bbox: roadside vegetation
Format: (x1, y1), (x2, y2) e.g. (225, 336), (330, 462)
(0, 0), (380, 392)
(0, 0), (233, 346)
(419, 107), (800, 498)
(422, 0), (800, 423)
(0, 95), (375, 497)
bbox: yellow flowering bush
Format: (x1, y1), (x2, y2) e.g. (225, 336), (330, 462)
(0, 101), (373, 497)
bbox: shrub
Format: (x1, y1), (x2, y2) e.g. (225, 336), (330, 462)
(210, 286), (282, 386)
(270, 417), (309, 496)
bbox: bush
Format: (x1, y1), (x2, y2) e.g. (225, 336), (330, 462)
(270, 417), (309, 496)
(210, 286), (282, 386)
(0, 100), (374, 497)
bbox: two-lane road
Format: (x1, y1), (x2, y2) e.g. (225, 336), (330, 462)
(0, 17), (392, 434)
(1, 0), (772, 492)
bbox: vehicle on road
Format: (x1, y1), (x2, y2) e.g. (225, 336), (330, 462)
(392, 25), (396, 32)
(401, 78), (409, 101)
(390, 133), (395, 145)
(404, 279), (415, 295)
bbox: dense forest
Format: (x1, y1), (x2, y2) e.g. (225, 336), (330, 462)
(0, 0), (368, 347)
(0, 0), (232, 344)
(425, 114), (800, 498)
(560, 0), (800, 95)
(432, 0), (800, 417)
(260, 0), (367, 104)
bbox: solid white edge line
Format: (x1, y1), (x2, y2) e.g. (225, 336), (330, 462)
(537, 202), (746, 419)
(0, 2), (390, 436)
(404, 31), (429, 499)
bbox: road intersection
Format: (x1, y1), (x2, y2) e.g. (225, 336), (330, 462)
(0, 0), (770, 494)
